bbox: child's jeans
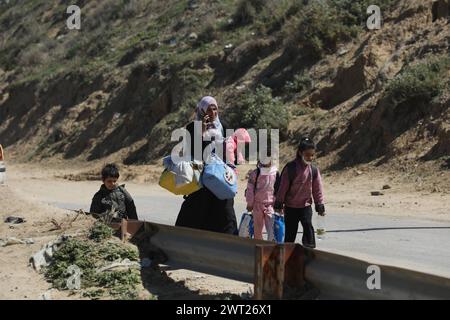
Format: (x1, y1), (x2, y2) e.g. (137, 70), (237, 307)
(252, 202), (274, 240)
(284, 206), (315, 248)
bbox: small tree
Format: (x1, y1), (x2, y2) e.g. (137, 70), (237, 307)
(225, 85), (290, 135)
(385, 56), (450, 107)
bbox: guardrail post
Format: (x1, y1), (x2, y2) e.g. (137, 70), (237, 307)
(254, 244), (284, 299)
(255, 243), (306, 299)
(121, 219), (128, 242)
(120, 219), (144, 242)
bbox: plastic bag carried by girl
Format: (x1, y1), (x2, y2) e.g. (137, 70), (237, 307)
(238, 212), (254, 238)
(267, 213), (285, 244)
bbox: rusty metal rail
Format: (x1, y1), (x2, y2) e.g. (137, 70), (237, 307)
(115, 219), (450, 300)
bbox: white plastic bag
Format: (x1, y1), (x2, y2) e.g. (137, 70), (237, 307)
(238, 212), (254, 238)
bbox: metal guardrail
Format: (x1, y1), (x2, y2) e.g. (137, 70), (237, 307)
(118, 219), (304, 299)
(304, 250), (450, 299)
(134, 221), (267, 283)
(116, 219), (450, 300)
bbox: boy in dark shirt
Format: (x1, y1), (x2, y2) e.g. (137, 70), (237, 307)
(90, 164), (138, 220)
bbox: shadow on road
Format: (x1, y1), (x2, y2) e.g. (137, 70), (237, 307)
(260, 226), (450, 235)
(324, 226), (450, 233)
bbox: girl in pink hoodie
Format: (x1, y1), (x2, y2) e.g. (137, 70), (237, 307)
(274, 138), (325, 248)
(245, 160), (279, 240)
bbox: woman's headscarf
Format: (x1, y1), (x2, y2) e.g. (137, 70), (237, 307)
(195, 96), (224, 138)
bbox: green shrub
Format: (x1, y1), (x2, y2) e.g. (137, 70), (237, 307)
(225, 85), (289, 132)
(284, 73), (313, 96)
(44, 234), (141, 299)
(196, 23), (218, 45)
(285, 1), (356, 60)
(251, 0), (296, 35)
(82, 289), (105, 299)
(89, 222), (114, 242)
(19, 44), (49, 66)
(284, 0), (395, 60)
(99, 243), (139, 262)
(44, 238), (100, 289)
(229, 0), (296, 34)
(122, 0), (147, 18)
(333, 0), (394, 26)
(232, 0), (267, 26)
(96, 269), (140, 288)
(385, 56), (450, 106)
(292, 106), (312, 117)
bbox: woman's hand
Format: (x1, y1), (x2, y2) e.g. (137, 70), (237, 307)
(246, 205), (253, 212)
(202, 114), (211, 132)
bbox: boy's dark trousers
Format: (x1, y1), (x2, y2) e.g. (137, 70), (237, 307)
(284, 206), (316, 248)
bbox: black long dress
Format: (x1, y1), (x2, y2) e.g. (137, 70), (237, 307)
(175, 121), (238, 235)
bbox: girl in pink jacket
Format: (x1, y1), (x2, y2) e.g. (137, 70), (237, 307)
(245, 160), (279, 240)
(274, 138), (325, 248)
